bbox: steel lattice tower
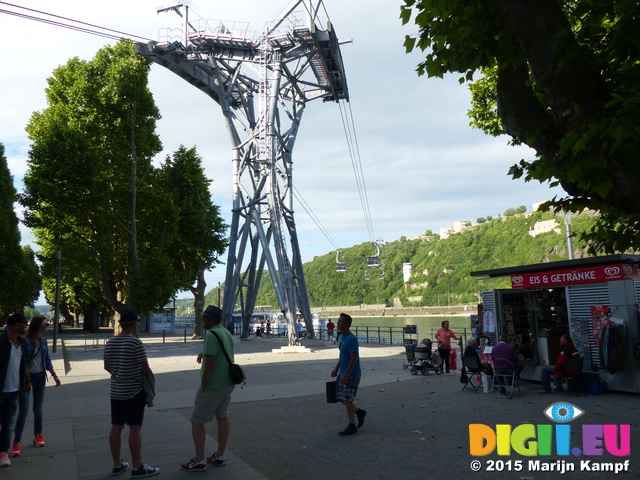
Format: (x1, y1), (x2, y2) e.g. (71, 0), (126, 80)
(135, 1), (349, 344)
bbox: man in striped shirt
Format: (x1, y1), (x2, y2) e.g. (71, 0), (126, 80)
(104, 309), (159, 477)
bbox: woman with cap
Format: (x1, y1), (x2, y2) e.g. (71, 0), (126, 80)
(11, 316), (60, 456)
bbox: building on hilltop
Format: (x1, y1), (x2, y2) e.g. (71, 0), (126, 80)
(529, 219), (561, 237)
(439, 220), (471, 239)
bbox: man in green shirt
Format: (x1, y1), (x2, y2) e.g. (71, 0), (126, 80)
(181, 305), (236, 472)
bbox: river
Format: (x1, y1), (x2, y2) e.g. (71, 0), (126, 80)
(350, 314), (473, 339)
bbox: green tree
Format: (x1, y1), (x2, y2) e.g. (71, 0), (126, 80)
(0, 143), (40, 316)
(476, 217), (486, 224)
(160, 145), (228, 338)
(504, 208), (517, 217)
(21, 40), (175, 324)
(401, 1), (640, 253)
(516, 205), (527, 214)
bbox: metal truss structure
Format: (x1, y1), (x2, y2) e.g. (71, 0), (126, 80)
(135, 1), (349, 344)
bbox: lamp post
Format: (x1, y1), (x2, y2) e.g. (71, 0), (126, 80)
(52, 247), (61, 353)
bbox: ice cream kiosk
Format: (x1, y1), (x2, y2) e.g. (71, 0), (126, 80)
(471, 254), (640, 393)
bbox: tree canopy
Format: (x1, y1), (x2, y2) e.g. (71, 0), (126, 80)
(20, 40), (226, 326)
(0, 143), (40, 316)
(401, 0), (640, 253)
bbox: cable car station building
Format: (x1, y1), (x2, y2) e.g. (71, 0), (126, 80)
(471, 254), (640, 393)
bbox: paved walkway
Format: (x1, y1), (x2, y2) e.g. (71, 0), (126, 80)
(2, 330), (639, 479)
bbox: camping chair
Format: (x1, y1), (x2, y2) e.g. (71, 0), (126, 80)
(461, 355), (483, 393)
(491, 359), (521, 399)
(561, 358), (584, 395)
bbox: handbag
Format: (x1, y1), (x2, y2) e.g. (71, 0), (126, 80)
(459, 367), (468, 384)
(210, 330), (246, 387)
(326, 380), (337, 403)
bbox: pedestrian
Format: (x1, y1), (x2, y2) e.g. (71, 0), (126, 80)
(296, 319), (304, 339)
(12, 316), (61, 456)
(435, 320), (458, 373)
(330, 313), (366, 436)
(326, 319), (335, 343)
(181, 305), (235, 472)
(266, 320), (271, 338)
(0, 313), (31, 467)
(103, 309), (159, 477)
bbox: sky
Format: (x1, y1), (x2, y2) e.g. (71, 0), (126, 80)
(1, 0), (564, 302)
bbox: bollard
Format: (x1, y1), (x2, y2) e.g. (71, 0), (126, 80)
(184, 329), (187, 343)
(163, 329), (166, 344)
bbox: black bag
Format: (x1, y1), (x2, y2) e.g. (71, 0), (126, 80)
(460, 368), (468, 384)
(229, 363), (246, 385)
(326, 380), (337, 403)
(210, 330), (246, 387)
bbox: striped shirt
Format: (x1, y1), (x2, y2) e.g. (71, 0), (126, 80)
(104, 335), (147, 400)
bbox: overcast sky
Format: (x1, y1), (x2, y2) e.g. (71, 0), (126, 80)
(1, 0), (564, 302)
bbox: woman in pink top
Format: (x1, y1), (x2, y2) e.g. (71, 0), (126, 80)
(435, 320), (458, 373)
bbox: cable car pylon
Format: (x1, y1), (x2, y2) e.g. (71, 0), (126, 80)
(136, 1), (349, 345)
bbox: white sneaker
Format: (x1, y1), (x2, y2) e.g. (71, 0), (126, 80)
(0, 453), (11, 467)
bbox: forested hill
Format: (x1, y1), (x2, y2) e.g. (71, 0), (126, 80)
(205, 210), (598, 308)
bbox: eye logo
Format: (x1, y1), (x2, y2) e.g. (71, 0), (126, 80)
(544, 402), (584, 423)
(512, 276), (524, 285)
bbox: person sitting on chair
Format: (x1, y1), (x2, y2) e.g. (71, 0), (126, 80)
(491, 334), (521, 394)
(538, 334), (580, 394)
(463, 338), (482, 372)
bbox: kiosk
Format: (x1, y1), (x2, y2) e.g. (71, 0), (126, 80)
(471, 254), (640, 393)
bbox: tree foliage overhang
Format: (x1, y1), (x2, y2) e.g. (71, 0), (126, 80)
(401, 0), (640, 253)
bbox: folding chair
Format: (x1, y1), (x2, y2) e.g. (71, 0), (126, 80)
(492, 359), (521, 399)
(562, 358), (584, 396)
(461, 355), (483, 393)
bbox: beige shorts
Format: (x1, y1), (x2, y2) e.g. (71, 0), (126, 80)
(191, 384), (235, 423)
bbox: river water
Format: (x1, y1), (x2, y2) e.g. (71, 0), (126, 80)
(350, 315), (473, 339)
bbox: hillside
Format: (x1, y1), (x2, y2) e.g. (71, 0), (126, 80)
(202, 210), (597, 309)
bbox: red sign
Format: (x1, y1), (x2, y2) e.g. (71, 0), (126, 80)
(511, 264), (639, 289)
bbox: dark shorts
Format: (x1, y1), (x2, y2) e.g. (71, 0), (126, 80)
(111, 389), (146, 426)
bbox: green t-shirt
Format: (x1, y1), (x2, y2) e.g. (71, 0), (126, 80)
(202, 324), (235, 389)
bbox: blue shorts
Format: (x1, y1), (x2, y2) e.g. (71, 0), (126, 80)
(335, 374), (361, 402)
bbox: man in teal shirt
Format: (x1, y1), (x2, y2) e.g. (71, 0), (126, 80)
(330, 313), (367, 435)
(181, 306), (235, 472)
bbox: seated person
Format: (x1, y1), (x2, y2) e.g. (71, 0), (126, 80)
(491, 334), (522, 394)
(538, 334), (580, 394)
(463, 338), (482, 372)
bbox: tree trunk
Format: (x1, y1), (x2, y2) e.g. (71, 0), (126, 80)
(191, 260), (207, 339)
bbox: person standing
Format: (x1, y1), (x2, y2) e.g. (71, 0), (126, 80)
(296, 319), (304, 339)
(435, 320), (458, 373)
(330, 313), (366, 436)
(12, 316), (61, 456)
(103, 309), (159, 477)
(0, 313), (31, 467)
(181, 305), (235, 472)
(326, 319), (335, 343)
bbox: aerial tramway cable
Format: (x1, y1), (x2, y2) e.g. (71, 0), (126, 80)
(0, 1), (153, 42)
